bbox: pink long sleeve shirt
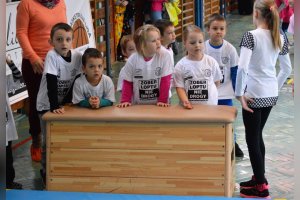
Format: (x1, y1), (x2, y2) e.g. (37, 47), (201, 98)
(150, 0), (166, 11)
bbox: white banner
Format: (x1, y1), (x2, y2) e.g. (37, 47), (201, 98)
(66, 0), (96, 53)
(5, 0), (96, 105)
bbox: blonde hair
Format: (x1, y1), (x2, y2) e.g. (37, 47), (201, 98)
(183, 25), (204, 43)
(254, 0), (281, 50)
(133, 24), (160, 56)
(120, 35), (134, 56)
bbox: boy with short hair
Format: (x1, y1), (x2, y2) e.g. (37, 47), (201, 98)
(154, 19), (176, 99)
(36, 22), (82, 184)
(154, 19), (176, 64)
(204, 13), (244, 157)
(72, 48), (115, 108)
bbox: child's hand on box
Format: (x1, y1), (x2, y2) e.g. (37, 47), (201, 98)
(89, 96), (100, 109)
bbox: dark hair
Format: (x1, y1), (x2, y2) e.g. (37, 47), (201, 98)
(205, 13), (226, 28)
(50, 22), (73, 39)
(82, 48), (103, 66)
(154, 19), (174, 36)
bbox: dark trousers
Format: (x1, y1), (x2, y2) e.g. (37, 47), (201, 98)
(242, 106), (272, 184)
(6, 141), (15, 185)
(21, 59), (42, 146)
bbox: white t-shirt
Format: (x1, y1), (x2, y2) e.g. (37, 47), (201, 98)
(174, 55), (222, 105)
(205, 40), (239, 99)
(235, 28), (292, 98)
(117, 67), (125, 92)
(37, 49), (82, 111)
(72, 74), (116, 104)
(122, 49), (173, 105)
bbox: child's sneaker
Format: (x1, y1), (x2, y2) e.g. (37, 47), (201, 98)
(240, 183), (271, 199)
(240, 175), (269, 189)
(30, 144), (42, 162)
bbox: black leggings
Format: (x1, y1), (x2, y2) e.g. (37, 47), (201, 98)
(242, 106), (272, 184)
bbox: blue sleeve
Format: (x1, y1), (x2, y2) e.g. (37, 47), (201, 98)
(79, 99), (90, 108)
(100, 98), (113, 107)
(231, 66), (238, 91)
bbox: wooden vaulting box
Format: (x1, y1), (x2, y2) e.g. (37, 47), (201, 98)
(44, 105), (236, 197)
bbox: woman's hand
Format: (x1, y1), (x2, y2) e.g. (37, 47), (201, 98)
(117, 102), (131, 108)
(156, 102), (170, 107)
(32, 58), (44, 74)
(236, 96), (254, 113)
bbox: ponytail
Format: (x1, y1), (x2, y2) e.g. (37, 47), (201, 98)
(269, 5), (281, 50)
(254, 0), (281, 50)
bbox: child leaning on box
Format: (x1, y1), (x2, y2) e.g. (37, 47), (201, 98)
(72, 48), (115, 108)
(36, 23), (82, 185)
(117, 24), (173, 108)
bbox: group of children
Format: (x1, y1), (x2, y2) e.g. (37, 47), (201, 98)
(10, 0), (292, 198)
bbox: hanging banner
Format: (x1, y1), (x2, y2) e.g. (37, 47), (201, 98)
(66, 0), (96, 53)
(5, 0), (95, 105)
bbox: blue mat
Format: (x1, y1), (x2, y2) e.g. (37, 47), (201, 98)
(6, 190), (261, 200)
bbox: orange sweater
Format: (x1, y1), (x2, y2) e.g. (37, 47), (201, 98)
(16, 0), (67, 64)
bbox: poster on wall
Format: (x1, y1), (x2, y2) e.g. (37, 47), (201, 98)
(6, 2), (28, 105)
(5, 0), (95, 105)
(65, 0), (96, 53)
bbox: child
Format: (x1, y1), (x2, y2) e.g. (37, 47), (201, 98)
(154, 19), (176, 64)
(117, 24), (173, 107)
(154, 19), (176, 99)
(36, 22), (82, 184)
(235, 0), (292, 198)
(5, 57), (23, 190)
(72, 48), (115, 108)
(117, 35), (136, 92)
(6, 94), (22, 190)
(174, 25), (222, 109)
(204, 13), (244, 158)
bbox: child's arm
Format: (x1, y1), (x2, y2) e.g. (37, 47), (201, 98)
(101, 77), (115, 107)
(117, 80), (133, 108)
(230, 66), (238, 91)
(176, 87), (193, 109)
(46, 73), (64, 113)
(62, 74), (81, 105)
(6, 56), (22, 81)
(278, 35), (292, 89)
(100, 98), (113, 107)
(157, 74), (171, 107)
(215, 80), (221, 88)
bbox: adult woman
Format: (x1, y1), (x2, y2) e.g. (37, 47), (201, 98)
(16, 0), (67, 162)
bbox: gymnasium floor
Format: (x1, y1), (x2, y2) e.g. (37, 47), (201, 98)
(10, 12), (295, 199)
